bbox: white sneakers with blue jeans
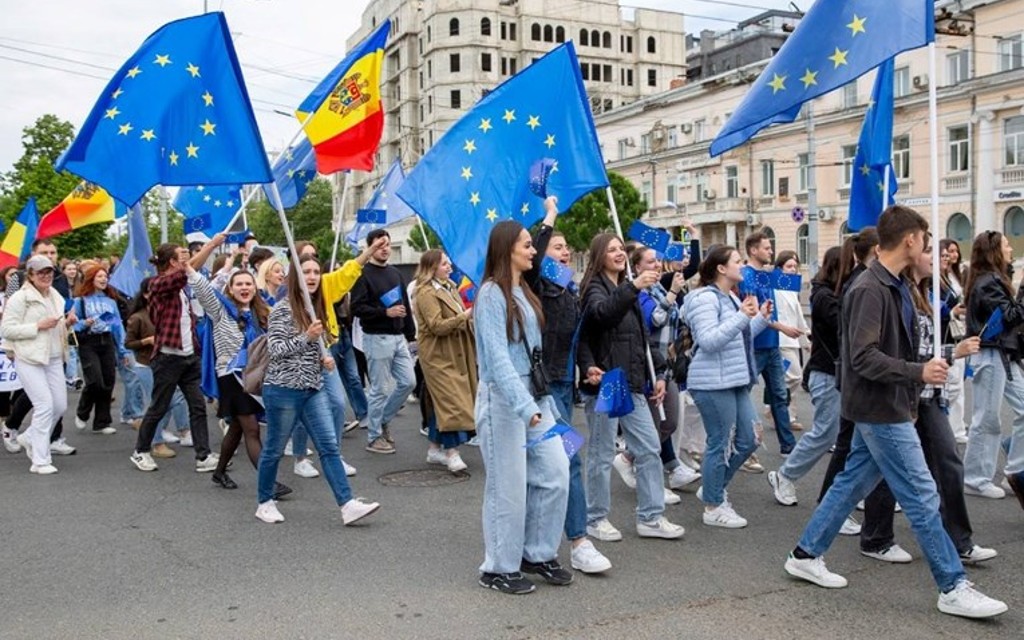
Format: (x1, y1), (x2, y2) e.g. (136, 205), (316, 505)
(964, 349), (1024, 489)
(363, 333), (416, 443)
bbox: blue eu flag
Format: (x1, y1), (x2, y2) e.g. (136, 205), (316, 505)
(110, 204), (155, 297)
(848, 60), (899, 231)
(595, 368), (634, 418)
(263, 136), (318, 209)
(627, 220), (671, 254)
(396, 42), (608, 285)
(55, 13), (272, 206)
(710, 0), (934, 156)
(347, 159), (416, 249)
(173, 184), (243, 235)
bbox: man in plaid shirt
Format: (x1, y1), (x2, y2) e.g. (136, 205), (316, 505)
(131, 244), (217, 473)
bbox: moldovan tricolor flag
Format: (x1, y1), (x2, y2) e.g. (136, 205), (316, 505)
(38, 181), (124, 239)
(0, 198), (39, 269)
(296, 20), (390, 174)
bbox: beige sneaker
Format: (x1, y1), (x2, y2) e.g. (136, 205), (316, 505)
(365, 437), (395, 454)
(741, 454), (765, 474)
(151, 443), (177, 459)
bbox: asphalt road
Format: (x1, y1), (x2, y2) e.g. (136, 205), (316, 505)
(1, 386), (1021, 640)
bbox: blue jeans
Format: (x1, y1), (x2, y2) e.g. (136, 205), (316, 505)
(798, 421), (966, 592)
(65, 346), (80, 381)
(118, 355), (145, 421)
(755, 348), (796, 453)
(780, 371), (841, 481)
(334, 330), (368, 420)
(477, 381), (568, 574)
(258, 384), (353, 505)
(293, 367), (348, 459)
(550, 380), (587, 541)
(964, 348), (1024, 485)
(585, 392), (664, 525)
(363, 334), (416, 442)
(691, 387), (758, 506)
(134, 363), (188, 445)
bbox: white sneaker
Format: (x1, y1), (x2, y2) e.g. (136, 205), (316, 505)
(663, 487), (681, 505)
(636, 515), (685, 539)
(937, 581), (1008, 619)
(179, 433), (194, 448)
(75, 416), (88, 430)
(219, 419), (230, 436)
(668, 465), (701, 490)
(255, 500), (284, 524)
(341, 498), (380, 525)
(612, 453), (637, 489)
(586, 518), (623, 542)
(695, 486), (730, 506)
(614, 436), (626, 453)
(343, 419), (361, 433)
(703, 504), (748, 529)
(570, 539), (612, 573)
(343, 460), (357, 477)
(467, 435), (480, 447)
(161, 430), (181, 444)
(447, 451), (468, 473)
(293, 459), (320, 478)
(785, 554), (848, 588)
(839, 515), (862, 536)
(954, 434), (968, 445)
(960, 545), (998, 565)
(768, 470), (798, 506)
(130, 451), (158, 472)
(861, 544), (913, 564)
(964, 483), (1005, 499)
(30, 464), (58, 475)
(426, 448), (448, 465)
(2, 426), (21, 453)
(49, 438), (77, 456)
(195, 454), (219, 473)
(16, 433), (33, 461)
(284, 441), (294, 456)
(677, 449), (701, 471)
(856, 500), (865, 511)
(93, 426), (116, 435)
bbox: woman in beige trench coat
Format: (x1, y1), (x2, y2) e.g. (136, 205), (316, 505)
(413, 249), (477, 473)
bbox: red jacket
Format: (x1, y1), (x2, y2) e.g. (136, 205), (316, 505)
(147, 268), (197, 357)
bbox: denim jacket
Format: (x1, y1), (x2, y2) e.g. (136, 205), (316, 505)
(474, 282), (542, 424)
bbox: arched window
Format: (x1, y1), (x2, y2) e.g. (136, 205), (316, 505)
(946, 212), (972, 243)
(647, 36), (657, 53)
(543, 25), (553, 42)
(1005, 206), (1024, 239)
(480, 17), (491, 37)
(797, 224), (810, 265)
(760, 226), (777, 255)
(449, 18), (459, 37)
(579, 29), (589, 46)
(555, 26), (565, 42)
(839, 221), (855, 242)
(603, 31), (612, 48)
(591, 30), (600, 46)
(531, 23), (541, 41)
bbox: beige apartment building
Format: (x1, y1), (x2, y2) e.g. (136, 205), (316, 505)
(595, 0), (1024, 263)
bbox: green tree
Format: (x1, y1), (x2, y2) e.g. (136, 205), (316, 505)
(408, 220), (440, 253)
(557, 171), (645, 252)
(101, 192), (186, 257)
(246, 179), (353, 263)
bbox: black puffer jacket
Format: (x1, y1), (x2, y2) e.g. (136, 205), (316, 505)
(578, 274), (666, 395)
(966, 271), (1024, 358)
(524, 224), (579, 382)
(807, 280), (840, 376)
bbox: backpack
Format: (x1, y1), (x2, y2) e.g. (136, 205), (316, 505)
(241, 334), (269, 396)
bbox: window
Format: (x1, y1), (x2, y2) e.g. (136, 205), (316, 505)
(544, 25), (553, 42)
(946, 212), (973, 243)
(418, 38), (423, 55)
(591, 30), (600, 46)
(510, 23), (516, 41)
(667, 128), (678, 148)
(481, 18), (491, 37)
(450, 53), (460, 73)
(509, 58), (517, 74)
(603, 31), (612, 49)
(427, 25), (431, 42)
(647, 69), (657, 87)
(640, 133), (651, 154)
(842, 144), (857, 185)
(667, 183), (676, 205)
(948, 125), (969, 172)
(428, 94), (432, 113)
(726, 166), (739, 198)
(998, 34), (1023, 71)
(580, 62), (589, 80)
(641, 180), (652, 206)
(894, 66), (911, 98)
(556, 26), (565, 43)
(500, 21), (507, 40)
(418, 71), (423, 89)
(591, 63), (601, 80)
(626, 69), (633, 86)
(603, 98), (613, 112)
(603, 64), (612, 83)
(481, 53), (492, 72)
(647, 36), (657, 53)
(892, 135), (910, 180)
(798, 153), (809, 192)
(427, 60), (432, 78)
(626, 36), (633, 53)
(842, 81), (857, 109)
(695, 171), (708, 202)
(693, 118), (706, 142)
(450, 90), (461, 110)
(797, 224), (809, 264)
(947, 50), (970, 85)
(419, 104), (424, 121)
(760, 160), (775, 196)
(531, 23), (541, 41)
(761, 227), (776, 253)
(1006, 116), (1024, 166)
(1004, 206), (1024, 239)
(579, 29), (589, 46)
(617, 138), (630, 160)
(501, 57), (508, 75)
(449, 18), (459, 37)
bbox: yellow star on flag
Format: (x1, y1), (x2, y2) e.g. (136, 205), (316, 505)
(828, 48), (849, 69)
(200, 119), (216, 136)
(463, 140), (477, 154)
(153, 54), (172, 67)
(140, 129), (156, 142)
(461, 167), (473, 180)
(478, 118), (492, 133)
(185, 63), (201, 78)
(800, 69), (818, 89)
(768, 73), (787, 94)
(125, 66), (142, 79)
(502, 109), (516, 124)
(202, 91), (214, 107)
(287, 169), (296, 178)
(520, 203), (530, 215)
(550, 161), (559, 173)
(118, 122), (134, 135)
(185, 142), (199, 158)
(544, 134), (556, 149)
(876, 180), (885, 193)
(104, 107), (121, 120)
(847, 15), (867, 36)
(214, 200), (222, 207)
(526, 115), (541, 130)
(168, 150), (179, 165)
(859, 163), (871, 176)
(111, 88), (123, 100)
(469, 192), (481, 206)
(486, 208), (498, 222)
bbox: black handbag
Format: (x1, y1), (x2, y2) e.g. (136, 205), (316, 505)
(522, 333), (550, 400)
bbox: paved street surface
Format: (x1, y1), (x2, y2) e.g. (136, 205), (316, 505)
(2, 388), (1021, 640)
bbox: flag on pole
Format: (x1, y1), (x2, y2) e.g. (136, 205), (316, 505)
(710, 0), (934, 157)
(173, 184), (243, 234)
(0, 198), (39, 269)
(264, 136), (318, 209)
(55, 12), (272, 206)
(109, 204), (155, 296)
(848, 60), (899, 231)
(627, 220), (671, 254)
(396, 42), (608, 285)
(37, 182), (126, 239)
(346, 158), (416, 249)
(296, 21), (391, 174)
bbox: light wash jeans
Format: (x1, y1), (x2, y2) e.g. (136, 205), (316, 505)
(65, 346), (80, 382)
(798, 421), (966, 592)
(964, 348), (1024, 485)
(118, 354), (145, 422)
(690, 387), (758, 506)
(755, 348), (796, 453)
(779, 371), (841, 481)
(16, 357), (67, 467)
(135, 363), (188, 445)
(549, 379), (587, 541)
(258, 384), (353, 505)
(585, 392), (665, 525)
(363, 333), (416, 443)
(477, 380), (568, 574)
(293, 367), (352, 465)
(335, 330), (368, 420)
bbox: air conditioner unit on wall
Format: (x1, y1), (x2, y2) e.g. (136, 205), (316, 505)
(704, 188), (717, 200)
(746, 213), (761, 226)
(818, 207), (834, 222)
(913, 74), (929, 89)
(680, 122), (693, 134)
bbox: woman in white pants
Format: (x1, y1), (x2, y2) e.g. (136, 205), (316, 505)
(1, 255), (71, 474)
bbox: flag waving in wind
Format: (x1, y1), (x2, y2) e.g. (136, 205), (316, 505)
(297, 21), (391, 174)
(710, 0), (934, 157)
(848, 59), (899, 231)
(110, 204), (155, 297)
(56, 12), (272, 206)
(346, 158), (416, 249)
(397, 42), (608, 285)
(173, 184), (243, 235)
(0, 199), (39, 269)
(264, 136), (318, 209)
(38, 181), (126, 239)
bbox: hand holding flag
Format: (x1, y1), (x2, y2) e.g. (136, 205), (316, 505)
(627, 221), (671, 255)
(595, 368), (634, 418)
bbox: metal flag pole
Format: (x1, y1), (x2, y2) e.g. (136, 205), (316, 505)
(604, 185), (666, 421)
(417, 216), (431, 251)
(927, 41), (941, 358)
(329, 171), (352, 270)
(159, 186), (169, 243)
(806, 103), (819, 278)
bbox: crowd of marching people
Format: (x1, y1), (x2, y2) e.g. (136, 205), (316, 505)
(1, 200), (1021, 619)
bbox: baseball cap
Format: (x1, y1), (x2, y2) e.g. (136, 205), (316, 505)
(26, 255), (55, 272)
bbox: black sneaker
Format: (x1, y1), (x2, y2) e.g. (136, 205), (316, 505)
(520, 559), (574, 586)
(273, 482), (293, 500)
(478, 572), (536, 595)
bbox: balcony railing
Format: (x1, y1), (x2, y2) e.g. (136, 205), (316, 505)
(1001, 167), (1024, 186)
(838, 187), (851, 200)
(943, 174), (969, 192)
(757, 196), (775, 209)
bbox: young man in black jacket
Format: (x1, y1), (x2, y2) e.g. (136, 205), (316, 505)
(783, 206), (1007, 619)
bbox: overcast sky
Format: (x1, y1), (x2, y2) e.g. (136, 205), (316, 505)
(0, 0), (798, 176)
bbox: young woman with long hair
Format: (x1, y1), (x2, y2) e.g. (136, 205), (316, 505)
(683, 245), (771, 528)
(474, 220), (571, 595)
(963, 231), (1024, 505)
(256, 257), (287, 304)
(773, 250), (810, 429)
(254, 254), (379, 525)
(578, 233), (685, 541)
(939, 238), (969, 443)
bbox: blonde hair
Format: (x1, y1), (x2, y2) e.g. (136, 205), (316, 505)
(256, 258), (284, 292)
(414, 249), (445, 289)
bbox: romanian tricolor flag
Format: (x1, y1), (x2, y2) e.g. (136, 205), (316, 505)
(37, 181), (123, 239)
(0, 198), (39, 269)
(296, 21), (390, 174)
